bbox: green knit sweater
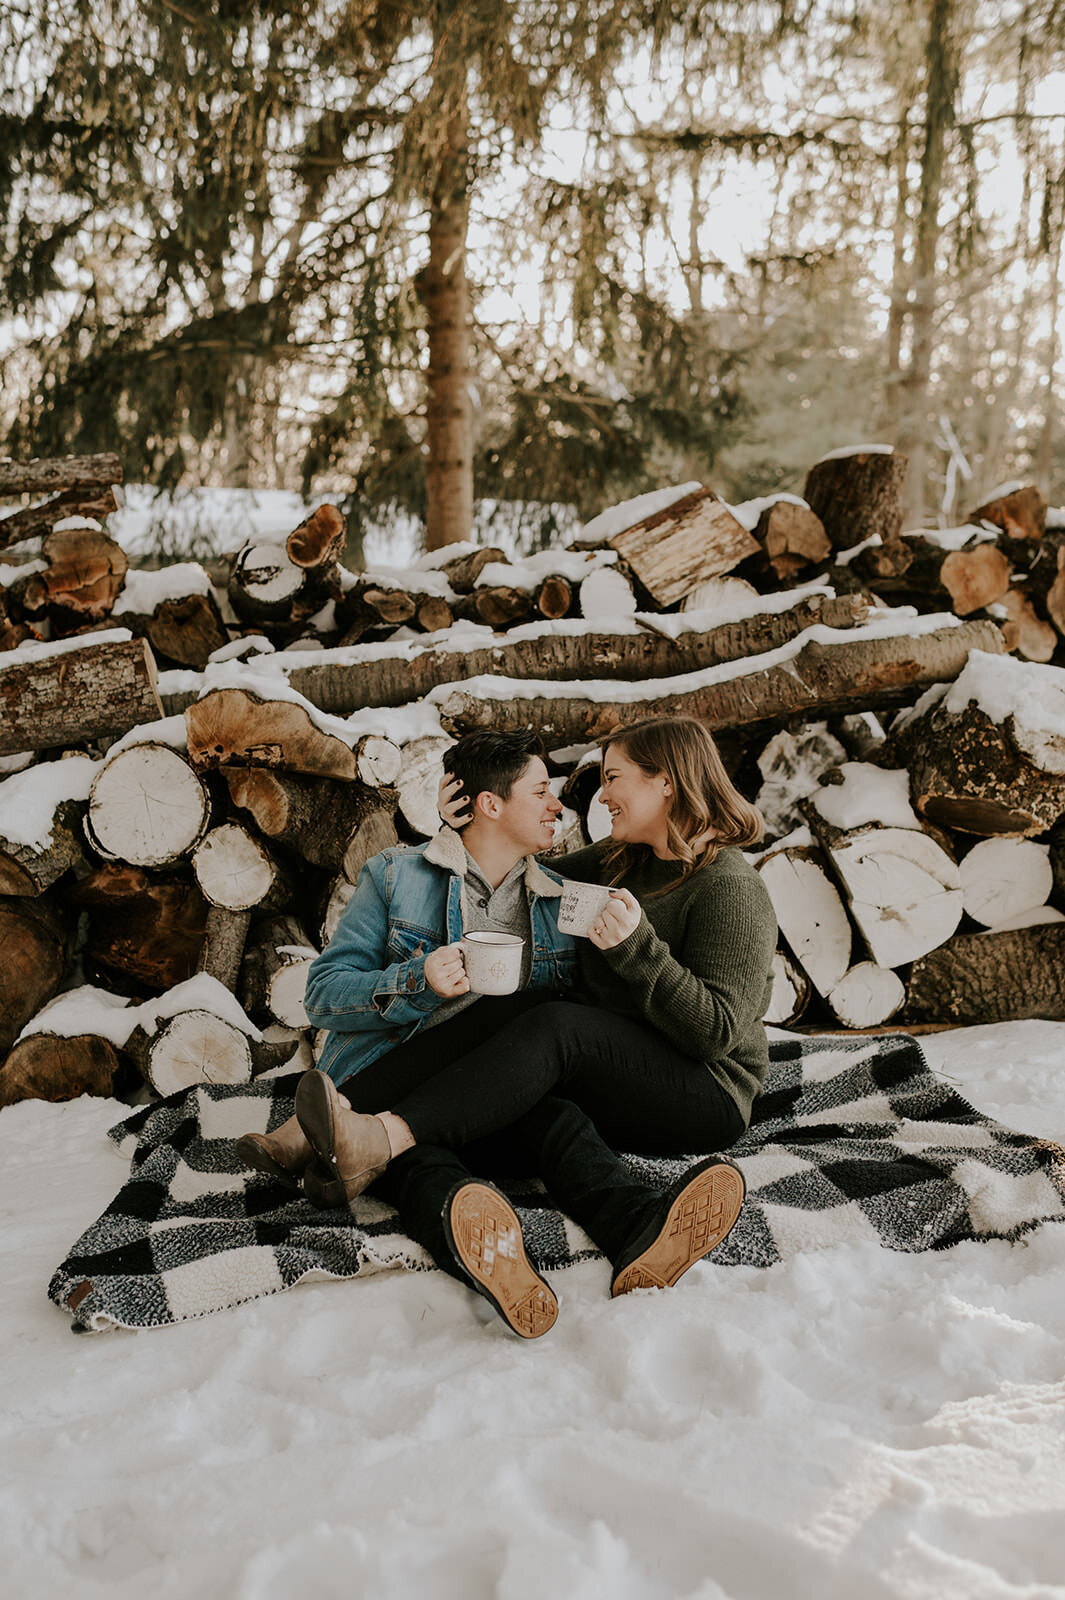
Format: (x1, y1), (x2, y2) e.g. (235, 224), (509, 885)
(551, 842), (778, 1126)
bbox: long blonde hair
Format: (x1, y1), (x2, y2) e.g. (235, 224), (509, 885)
(597, 716), (764, 894)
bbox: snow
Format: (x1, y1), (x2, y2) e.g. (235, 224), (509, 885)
(104, 713), (190, 758)
(727, 491), (808, 532)
(834, 533), (881, 565)
(15, 975), (263, 1048)
(0, 557), (45, 584)
(1047, 505), (1065, 531)
(0, 754), (98, 847)
(474, 548), (617, 590)
(112, 562), (213, 614)
(52, 515), (104, 532)
(3, 1019), (1065, 1597)
(0, 625), (133, 669)
(815, 443), (896, 462)
(943, 651), (1065, 774)
(920, 524), (998, 551)
(573, 481), (702, 545)
(811, 763), (921, 831)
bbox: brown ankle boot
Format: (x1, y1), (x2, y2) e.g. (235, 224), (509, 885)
(236, 1114), (312, 1193)
(295, 1070), (391, 1209)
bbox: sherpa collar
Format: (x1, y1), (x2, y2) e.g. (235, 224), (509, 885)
(423, 827), (563, 898)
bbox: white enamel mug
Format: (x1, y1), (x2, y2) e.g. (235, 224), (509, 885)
(459, 931), (524, 995)
(556, 881), (617, 938)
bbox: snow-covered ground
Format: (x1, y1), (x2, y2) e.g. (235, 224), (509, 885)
(2, 1023), (1064, 1599)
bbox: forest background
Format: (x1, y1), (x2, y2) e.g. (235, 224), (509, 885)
(1, 0), (1064, 562)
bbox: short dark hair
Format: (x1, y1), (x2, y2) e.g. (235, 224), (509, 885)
(447, 730), (544, 811)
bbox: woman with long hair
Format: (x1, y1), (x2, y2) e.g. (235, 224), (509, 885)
(287, 715), (778, 1327)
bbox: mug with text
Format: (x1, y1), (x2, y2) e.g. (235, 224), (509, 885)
(556, 881), (617, 939)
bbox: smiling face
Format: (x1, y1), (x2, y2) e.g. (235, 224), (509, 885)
(599, 744), (673, 856)
(491, 756), (563, 854)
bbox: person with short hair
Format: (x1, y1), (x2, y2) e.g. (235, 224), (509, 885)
(266, 716), (777, 1337)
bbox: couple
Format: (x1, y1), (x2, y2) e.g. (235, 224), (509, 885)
(238, 715), (778, 1338)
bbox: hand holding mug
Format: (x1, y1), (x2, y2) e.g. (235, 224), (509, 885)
(424, 943), (471, 997)
(587, 887), (641, 950)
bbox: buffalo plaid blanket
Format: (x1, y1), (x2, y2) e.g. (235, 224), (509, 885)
(49, 1033), (1065, 1333)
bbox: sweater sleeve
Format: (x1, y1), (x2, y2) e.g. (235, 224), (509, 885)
(601, 871), (777, 1061)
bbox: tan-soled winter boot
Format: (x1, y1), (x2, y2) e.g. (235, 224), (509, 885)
(295, 1069), (392, 1209)
(610, 1158), (745, 1297)
(236, 1114), (313, 1193)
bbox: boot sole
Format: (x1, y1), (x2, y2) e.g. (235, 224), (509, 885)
(444, 1183), (559, 1340)
(611, 1160), (745, 1298)
(235, 1135), (302, 1194)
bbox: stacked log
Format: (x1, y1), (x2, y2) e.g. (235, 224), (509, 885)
(6, 448), (1065, 1105)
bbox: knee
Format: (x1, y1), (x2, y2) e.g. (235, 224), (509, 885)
(520, 1000), (580, 1043)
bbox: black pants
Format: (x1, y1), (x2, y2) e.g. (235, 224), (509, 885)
(340, 994), (744, 1274)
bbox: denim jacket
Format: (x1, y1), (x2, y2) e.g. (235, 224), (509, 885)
(303, 827), (577, 1086)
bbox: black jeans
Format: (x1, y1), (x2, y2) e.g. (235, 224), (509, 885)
(340, 993), (744, 1273)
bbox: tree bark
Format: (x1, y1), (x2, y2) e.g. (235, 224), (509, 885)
(0, 895), (68, 1053)
(0, 1032), (127, 1109)
(0, 636), (163, 756)
(185, 687), (357, 780)
(70, 864), (208, 992)
(419, 36), (473, 550)
(224, 768), (396, 873)
(0, 485), (120, 549)
(0, 452), (123, 497)
(803, 450), (909, 550)
(432, 620), (1003, 743)
(896, 0), (958, 522)
(0, 798), (87, 896)
(906, 923), (1065, 1023)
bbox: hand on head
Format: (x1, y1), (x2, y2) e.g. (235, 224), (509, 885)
(438, 772), (472, 829)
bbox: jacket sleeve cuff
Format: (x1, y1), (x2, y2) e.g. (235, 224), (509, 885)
(372, 956), (441, 1021)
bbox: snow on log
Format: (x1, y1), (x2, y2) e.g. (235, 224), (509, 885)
(579, 567), (638, 621)
(890, 653), (1065, 836)
(763, 947), (811, 1026)
(826, 963), (906, 1028)
(0, 1032), (127, 1109)
(958, 837), (1053, 927)
(125, 1010), (254, 1095)
(271, 592), (870, 717)
(17, 525), (128, 629)
(590, 487), (761, 607)
(0, 895), (68, 1053)
(286, 504), (346, 569)
(757, 844), (853, 995)
(185, 687), (357, 779)
(398, 736), (455, 838)
(228, 541), (307, 623)
(906, 923), (1065, 1024)
(113, 565), (228, 669)
(754, 725), (847, 837)
(239, 915), (317, 1029)
(223, 768), (396, 874)
(754, 501), (830, 580)
(0, 797), (87, 896)
(0, 484), (121, 548)
(86, 741), (212, 867)
(803, 447), (908, 550)
(817, 824), (963, 968)
(968, 484), (1046, 543)
(439, 547), (506, 592)
(0, 633), (163, 755)
(429, 619), (1002, 743)
(69, 864), (207, 991)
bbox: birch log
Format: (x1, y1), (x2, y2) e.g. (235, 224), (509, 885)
(0, 636), (163, 755)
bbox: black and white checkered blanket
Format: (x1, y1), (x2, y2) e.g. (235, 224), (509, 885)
(49, 1033), (1065, 1333)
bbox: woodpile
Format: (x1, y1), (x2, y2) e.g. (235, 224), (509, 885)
(4, 446), (1065, 1106)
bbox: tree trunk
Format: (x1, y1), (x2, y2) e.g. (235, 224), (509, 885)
(0, 636), (163, 756)
(420, 43), (473, 550)
(432, 620), (1003, 743)
(897, 0), (958, 523)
